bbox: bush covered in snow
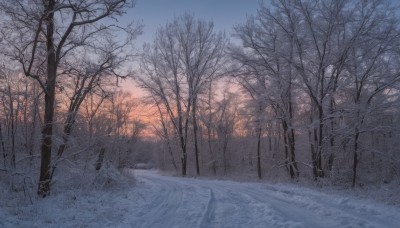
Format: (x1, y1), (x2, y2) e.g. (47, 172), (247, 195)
(92, 162), (135, 189)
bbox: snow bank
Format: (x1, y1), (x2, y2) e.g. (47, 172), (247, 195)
(92, 163), (136, 189)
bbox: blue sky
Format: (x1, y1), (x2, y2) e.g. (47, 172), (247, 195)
(122, 0), (400, 47)
(124, 0), (260, 45)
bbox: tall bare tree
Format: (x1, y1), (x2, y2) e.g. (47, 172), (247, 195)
(176, 14), (227, 175)
(231, 2), (300, 178)
(342, 0), (400, 186)
(0, 0), (141, 196)
(138, 13), (226, 176)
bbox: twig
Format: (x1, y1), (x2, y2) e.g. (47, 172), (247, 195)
(16, 155), (41, 164)
(0, 168), (8, 172)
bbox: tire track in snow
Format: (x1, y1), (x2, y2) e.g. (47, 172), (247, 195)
(198, 189), (215, 228)
(235, 185), (326, 227)
(134, 171), (211, 227)
(252, 184), (399, 228)
(133, 174), (185, 227)
(202, 181), (322, 228)
(134, 170), (400, 228)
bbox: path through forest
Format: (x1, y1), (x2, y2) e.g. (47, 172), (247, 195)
(131, 170), (399, 228)
(1, 170), (399, 227)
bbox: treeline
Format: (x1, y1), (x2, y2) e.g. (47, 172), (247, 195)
(139, 0), (400, 187)
(1, 0), (400, 197)
(0, 70), (145, 188)
(0, 0), (144, 196)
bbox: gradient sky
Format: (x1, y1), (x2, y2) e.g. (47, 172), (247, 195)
(118, 0), (261, 96)
(125, 0), (261, 46)
(123, 0), (399, 47)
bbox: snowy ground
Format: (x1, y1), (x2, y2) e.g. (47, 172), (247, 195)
(1, 169), (400, 228)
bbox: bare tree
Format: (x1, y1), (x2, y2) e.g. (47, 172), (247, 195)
(0, 0), (142, 196)
(138, 13), (226, 176)
(104, 91), (145, 169)
(231, 6), (300, 178)
(176, 14), (227, 175)
(0, 67), (20, 172)
(231, 0), (400, 184)
(214, 90), (239, 176)
(342, 0), (400, 186)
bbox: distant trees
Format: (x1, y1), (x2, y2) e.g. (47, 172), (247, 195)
(0, 0), (142, 195)
(138, 13), (227, 176)
(0, 66), (42, 191)
(0, 67), (40, 178)
(213, 90), (240, 176)
(77, 89), (145, 172)
(135, 0), (400, 187)
(231, 0), (400, 185)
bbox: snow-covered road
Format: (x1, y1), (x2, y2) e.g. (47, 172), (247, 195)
(1, 169), (400, 227)
(132, 170), (400, 228)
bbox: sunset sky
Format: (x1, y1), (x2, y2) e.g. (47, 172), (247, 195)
(119, 0), (260, 98)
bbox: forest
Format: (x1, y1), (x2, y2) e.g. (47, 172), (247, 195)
(0, 0), (399, 198)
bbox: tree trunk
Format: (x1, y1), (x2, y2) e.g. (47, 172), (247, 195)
(308, 113), (318, 180)
(181, 100), (191, 177)
(208, 141), (217, 175)
(0, 123), (6, 169)
(288, 127), (299, 178)
(328, 98), (335, 173)
(283, 120), (290, 174)
(284, 117), (298, 179)
(8, 86), (16, 170)
(157, 102), (178, 172)
(286, 46), (299, 179)
(181, 155), (186, 176)
(352, 130), (360, 187)
(165, 139), (178, 172)
(257, 124), (262, 179)
(207, 128), (217, 175)
(317, 105), (324, 178)
(309, 103), (324, 180)
(176, 82), (188, 177)
(222, 139), (227, 175)
(180, 125), (187, 177)
(207, 81), (217, 175)
(38, 0), (56, 196)
(192, 99), (200, 175)
(28, 92), (39, 165)
(352, 109), (362, 187)
(95, 147), (106, 171)
(50, 115), (75, 179)
(267, 122), (272, 153)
